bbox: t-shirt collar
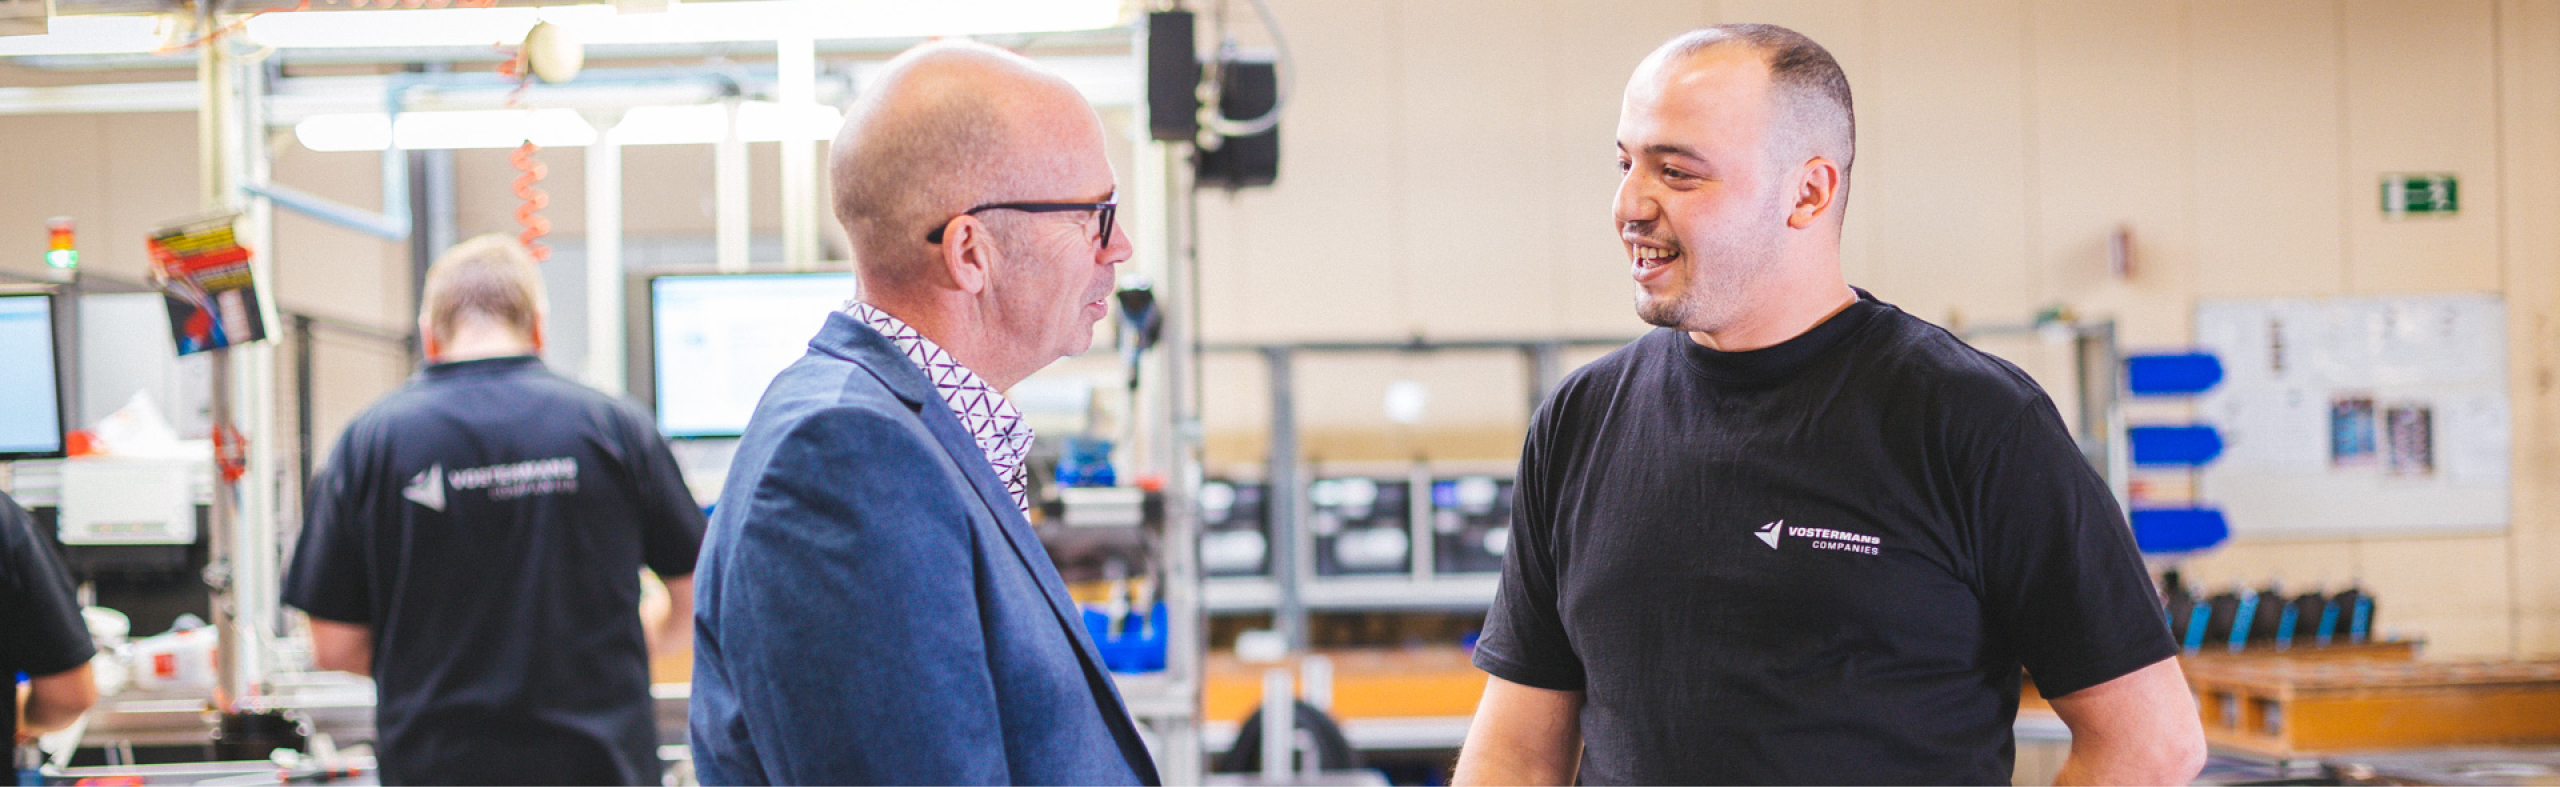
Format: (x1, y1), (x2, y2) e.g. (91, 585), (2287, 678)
(418, 354), (544, 380)
(1676, 288), (1884, 386)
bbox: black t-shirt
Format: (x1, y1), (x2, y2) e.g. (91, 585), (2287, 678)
(3, 490), (96, 745)
(1475, 292), (2174, 786)
(282, 356), (705, 786)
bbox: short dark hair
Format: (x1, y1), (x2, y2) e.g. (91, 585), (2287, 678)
(1654, 23), (1856, 172)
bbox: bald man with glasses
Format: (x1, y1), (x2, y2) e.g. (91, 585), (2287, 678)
(687, 40), (1157, 786)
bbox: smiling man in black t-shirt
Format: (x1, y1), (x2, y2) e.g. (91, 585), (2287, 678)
(1453, 25), (2207, 786)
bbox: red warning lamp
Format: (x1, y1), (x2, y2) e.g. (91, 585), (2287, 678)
(44, 217), (76, 270)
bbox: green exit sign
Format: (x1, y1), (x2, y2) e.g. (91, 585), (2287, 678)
(2382, 173), (2458, 216)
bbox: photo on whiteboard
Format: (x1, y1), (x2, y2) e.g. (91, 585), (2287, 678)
(2385, 403), (2435, 478)
(2329, 395), (2377, 467)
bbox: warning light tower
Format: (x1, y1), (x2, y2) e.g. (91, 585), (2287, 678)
(44, 216), (77, 271)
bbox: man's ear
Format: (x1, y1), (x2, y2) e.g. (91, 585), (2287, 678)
(418, 315), (442, 362)
(942, 218), (997, 295)
(527, 310), (547, 354)
(1787, 156), (1844, 229)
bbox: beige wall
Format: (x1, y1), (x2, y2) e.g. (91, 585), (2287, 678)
(1190, 0), (2560, 659)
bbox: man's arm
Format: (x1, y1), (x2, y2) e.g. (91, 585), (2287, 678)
(1453, 675), (1583, 786)
(307, 618), (374, 677)
(2046, 656), (2206, 786)
(16, 662), (98, 740)
(648, 574), (694, 657)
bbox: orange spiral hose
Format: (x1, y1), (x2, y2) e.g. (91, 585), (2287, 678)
(511, 141), (552, 261)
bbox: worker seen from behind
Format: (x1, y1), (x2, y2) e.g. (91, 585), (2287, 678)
(283, 235), (706, 786)
(1454, 24), (2208, 786)
(5, 489), (97, 745)
(688, 40), (1158, 786)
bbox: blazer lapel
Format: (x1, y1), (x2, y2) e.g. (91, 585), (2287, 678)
(818, 315), (1159, 782)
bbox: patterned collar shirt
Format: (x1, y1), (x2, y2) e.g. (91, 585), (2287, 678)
(844, 302), (1036, 516)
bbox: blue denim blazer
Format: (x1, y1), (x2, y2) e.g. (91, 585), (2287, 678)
(688, 311), (1159, 786)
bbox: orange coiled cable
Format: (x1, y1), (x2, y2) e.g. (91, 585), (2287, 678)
(497, 50), (551, 261)
(510, 142), (552, 260)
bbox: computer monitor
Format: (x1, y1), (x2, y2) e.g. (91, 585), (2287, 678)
(0, 289), (67, 459)
(649, 272), (857, 438)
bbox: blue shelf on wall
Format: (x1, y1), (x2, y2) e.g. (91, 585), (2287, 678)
(2129, 425), (2225, 467)
(2130, 507), (2230, 554)
(2126, 353), (2224, 396)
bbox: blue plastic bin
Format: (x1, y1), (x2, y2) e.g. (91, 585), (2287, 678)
(1081, 602), (1168, 673)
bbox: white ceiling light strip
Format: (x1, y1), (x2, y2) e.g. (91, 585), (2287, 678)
(242, 0), (1123, 50)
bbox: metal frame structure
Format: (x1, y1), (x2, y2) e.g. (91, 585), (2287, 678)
(1200, 337), (1634, 649)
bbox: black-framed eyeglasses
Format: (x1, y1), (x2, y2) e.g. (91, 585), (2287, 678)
(925, 199), (1117, 245)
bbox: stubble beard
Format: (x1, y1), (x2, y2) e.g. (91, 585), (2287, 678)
(1633, 238), (1779, 335)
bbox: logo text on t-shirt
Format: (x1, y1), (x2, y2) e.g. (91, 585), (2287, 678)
(1751, 519), (1883, 556)
(406, 458), (581, 510)
(403, 465), (446, 512)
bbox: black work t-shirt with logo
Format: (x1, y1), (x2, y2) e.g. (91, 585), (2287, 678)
(283, 356), (705, 786)
(3, 491), (97, 745)
(1475, 292), (2174, 786)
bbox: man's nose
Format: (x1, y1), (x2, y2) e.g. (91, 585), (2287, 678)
(1613, 172), (1657, 226)
(1100, 218), (1135, 265)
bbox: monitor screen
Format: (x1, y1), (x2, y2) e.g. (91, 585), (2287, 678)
(0, 291), (66, 459)
(650, 272), (857, 438)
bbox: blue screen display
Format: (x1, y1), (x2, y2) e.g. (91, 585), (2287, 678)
(0, 293), (65, 458)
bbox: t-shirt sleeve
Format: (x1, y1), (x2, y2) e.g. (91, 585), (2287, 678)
(1, 493), (99, 678)
(621, 406), (706, 579)
(1472, 402), (1587, 692)
(282, 430), (375, 624)
(1970, 394), (2177, 698)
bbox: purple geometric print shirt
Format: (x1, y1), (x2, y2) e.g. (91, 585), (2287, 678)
(844, 302), (1035, 516)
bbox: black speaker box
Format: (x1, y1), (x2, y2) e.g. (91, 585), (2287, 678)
(1197, 59), (1279, 188)
(1146, 11), (1200, 142)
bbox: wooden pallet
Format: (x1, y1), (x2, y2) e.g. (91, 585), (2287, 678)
(2184, 659), (2560, 757)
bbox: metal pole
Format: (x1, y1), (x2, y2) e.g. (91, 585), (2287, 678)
(237, 50), (284, 657)
(1263, 347), (1305, 651)
(583, 116), (626, 394)
(1152, 141), (1203, 785)
(195, 0), (249, 711)
(714, 97), (750, 273)
(777, 35), (819, 272)
(294, 315), (314, 494)
(1258, 667), (1295, 781)
(1526, 341), (1562, 413)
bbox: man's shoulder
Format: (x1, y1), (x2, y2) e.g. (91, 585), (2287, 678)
(1854, 304), (2050, 416)
(1546, 329), (1673, 411)
(753, 348), (910, 427)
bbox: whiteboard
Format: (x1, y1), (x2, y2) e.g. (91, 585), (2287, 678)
(2193, 294), (2508, 538)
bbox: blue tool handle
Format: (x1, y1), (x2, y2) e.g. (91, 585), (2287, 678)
(2229, 593), (2258, 652)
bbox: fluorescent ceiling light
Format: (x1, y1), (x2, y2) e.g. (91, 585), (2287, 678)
(295, 108), (596, 151)
(243, 0), (1123, 49)
(614, 102), (842, 146)
(0, 15), (167, 56)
